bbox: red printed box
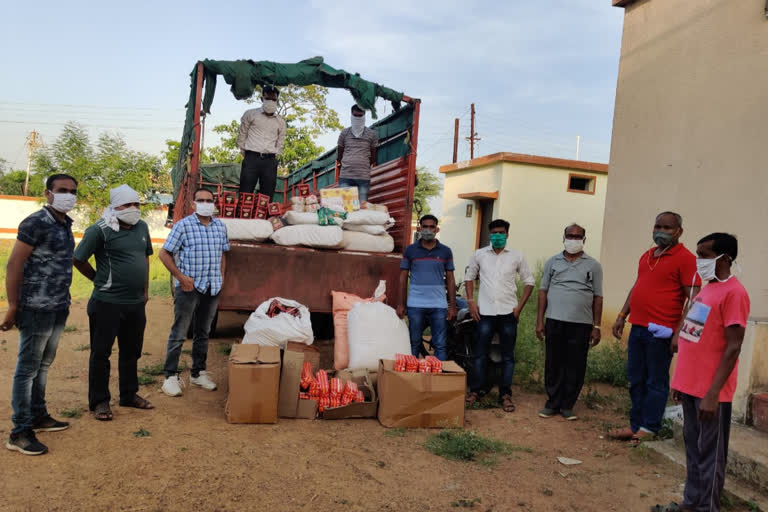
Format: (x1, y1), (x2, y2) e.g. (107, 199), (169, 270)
(268, 202), (282, 216)
(298, 184), (311, 197)
(268, 216), (284, 231)
(239, 193), (255, 206)
(255, 209), (268, 220)
(255, 193), (270, 209)
(239, 207), (254, 219)
(222, 205), (237, 218)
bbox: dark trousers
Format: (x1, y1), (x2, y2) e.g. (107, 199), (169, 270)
(681, 393), (731, 512)
(164, 287), (219, 378)
(239, 151), (277, 198)
(470, 313), (518, 396)
(87, 299), (146, 410)
(627, 325), (673, 433)
(544, 319), (592, 411)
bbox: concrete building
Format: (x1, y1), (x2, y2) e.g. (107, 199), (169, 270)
(606, 0), (768, 422)
(438, 152), (608, 278)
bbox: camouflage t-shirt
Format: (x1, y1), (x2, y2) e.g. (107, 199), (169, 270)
(17, 207), (75, 312)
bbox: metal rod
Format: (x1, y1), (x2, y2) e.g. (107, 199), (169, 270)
(453, 118), (459, 163)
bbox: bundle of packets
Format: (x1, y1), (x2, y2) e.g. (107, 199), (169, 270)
(320, 187), (359, 213)
(394, 353), (443, 373)
(317, 206), (347, 226)
(266, 299), (301, 318)
(298, 364), (365, 413)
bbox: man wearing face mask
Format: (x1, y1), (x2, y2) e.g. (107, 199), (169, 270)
(4, 174), (77, 455)
(73, 184), (154, 421)
(159, 188), (229, 397)
(465, 219), (535, 413)
(609, 211), (700, 444)
(397, 215), (457, 360)
(536, 224), (603, 421)
(336, 104), (378, 203)
(237, 85), (286, 200)
(668, 233), (748, 512)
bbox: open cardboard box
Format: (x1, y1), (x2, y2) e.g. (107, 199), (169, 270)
(377, 359), (466, 428)
(225, 344), (281, 424)
(321, 369), (377, 420)
(278, 342), (321, 419)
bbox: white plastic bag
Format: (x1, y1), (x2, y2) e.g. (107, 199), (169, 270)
(219, 218), (274, 241)
(343, 210), (391, 226)
(341, 231), (395, 253)
(242, 297), (313, 349)
(270, 225), (344, 248)
(346, 302), (410, 370)
(283, 210), (320, 225)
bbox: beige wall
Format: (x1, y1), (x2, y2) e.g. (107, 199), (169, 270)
(606, 0), (768, 420)
(440, 162), (607, 279)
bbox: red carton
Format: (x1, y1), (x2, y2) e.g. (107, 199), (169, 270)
(255, 193), (270, 209)
(222, 205), (237, 218)
(239, 192), (255, 206)
(255, 209), (268, 220)
(268, 202), (282, 216)
(239, 207), (254, 219)
(221, 191), (238, 206)
(298, 183), (311, 197)
(268, 216), (284, 230)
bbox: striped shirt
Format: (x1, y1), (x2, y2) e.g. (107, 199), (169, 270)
(163, 214), (230, 295)
(338, 127), (378, 180)
(400, 240), (455, 308)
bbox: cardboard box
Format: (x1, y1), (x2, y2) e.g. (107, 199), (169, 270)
(322, 369), (378, 420)
(226, 344), (281, 424)
(268, 202), (282, 216)
(255, 208), (268, 220)
(222, 205), (237, 218)
(321, 187), (360, 213)
(298, 183), (311, 197)
(255, 193), (270, 209)
(239, 206), (254, 219)
(239, 192), (255, 206)
(377, 359), (466, 428)
(278, 342), (320, 419)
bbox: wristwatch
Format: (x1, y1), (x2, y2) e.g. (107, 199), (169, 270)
(593, 325), (601, 330)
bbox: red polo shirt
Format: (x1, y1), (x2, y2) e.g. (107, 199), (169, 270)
(629, 243), (700, 329)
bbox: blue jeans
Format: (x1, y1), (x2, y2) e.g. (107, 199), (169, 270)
(627, 325), (673, 434)
(407, 307), (448, 360)
(11, 308), (68, 434)
(470, 313), (518, 396)
(338, 177), (370, 203)
(164, 287), (219, 378)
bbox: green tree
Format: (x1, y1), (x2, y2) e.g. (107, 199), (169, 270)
(0, 158), (35, 196)
(412, 167), (442, 219)
(31, 122), (165, 222)
(167, 85), (344, 177)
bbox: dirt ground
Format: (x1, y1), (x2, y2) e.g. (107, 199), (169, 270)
(0, 297), (751, 512)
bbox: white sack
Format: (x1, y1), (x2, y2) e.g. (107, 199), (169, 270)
(343, 210), (391, 226)
(242, 297), (313, 349)
(347, 302), (410, 370)
(341, 230), (395, 253)
(343, 224), (388, 236)
(270, 224), (343, 248)
(283, 210), (320, 225)
(219, 218), (273, 241)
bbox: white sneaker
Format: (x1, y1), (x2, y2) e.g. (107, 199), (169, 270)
(190, 371), (217, 391)
(162, 375), (183, 397)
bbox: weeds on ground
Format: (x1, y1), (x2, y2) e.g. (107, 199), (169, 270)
(425, 428), (530, 464)
(582, 386), (610, 410)
(63, 325), (78, 333)
(384, 428), (407, 438)
(451, 498), (482, 508)
(140, 362), (165, 376)
(59, 407), (85, 419)
(73, 344), (90, 352)
(657, 418), (675, 441)
(217, 344), (232, 355)
(585, 340), (629, 388)
(181, 349), (192, 355)
(133, 428), (151, 438)
(469, 392), (500, 410)
(138, 375), (156, 386)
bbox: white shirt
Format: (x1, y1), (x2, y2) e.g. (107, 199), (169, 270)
(465, 245), (536, 316)
(237, 107), (286, 155)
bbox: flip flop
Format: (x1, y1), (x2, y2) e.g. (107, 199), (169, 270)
(93, 401), (113, 421)
(608, 426), (635, 440)
(119, 394), (155, 410)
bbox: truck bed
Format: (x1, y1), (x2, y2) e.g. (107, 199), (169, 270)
(218, 241), (403, 313)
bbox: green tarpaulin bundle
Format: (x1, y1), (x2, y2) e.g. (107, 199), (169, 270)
(172, 57), (406, 198)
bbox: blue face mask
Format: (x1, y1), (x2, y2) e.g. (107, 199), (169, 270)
(490, 233), (507, 249)
(653, 230), (677, 247)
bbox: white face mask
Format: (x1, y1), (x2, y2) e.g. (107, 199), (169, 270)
(115, 207), (141, 226)
(696, 254), (730, 282)
(563, 239), (584, 254)
(50, 192), (77, 213)
(195, 202), (215, 217)
(262, 99), (278, 115)
(350, 114), (366, 136)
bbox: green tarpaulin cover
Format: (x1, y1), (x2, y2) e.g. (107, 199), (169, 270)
(172, 57), (406, 198)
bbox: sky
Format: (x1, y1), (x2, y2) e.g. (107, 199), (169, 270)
(0, 1), (624, 188)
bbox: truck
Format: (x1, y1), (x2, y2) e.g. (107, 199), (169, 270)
(169, 58), (421, 334)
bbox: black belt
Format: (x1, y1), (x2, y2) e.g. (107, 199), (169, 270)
(246, 150), (276, 159)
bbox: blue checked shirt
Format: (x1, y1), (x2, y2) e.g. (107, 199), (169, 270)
(163, 214), (230, 295)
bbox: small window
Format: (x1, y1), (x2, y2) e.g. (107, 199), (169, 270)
(567, 173), (596, 194)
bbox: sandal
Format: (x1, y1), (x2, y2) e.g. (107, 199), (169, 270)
(93, 401), (113, 421)
(500, 394), (516, 413)
(631, 430), (655, 447)
(465, 392), (480, 408)
(119, 394), (155, 410)
(607, 426), (635, 440)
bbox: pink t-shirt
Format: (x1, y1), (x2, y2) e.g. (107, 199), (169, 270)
(671, 277), (750, 402)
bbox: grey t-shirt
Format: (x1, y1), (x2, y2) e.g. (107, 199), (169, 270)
(338, 127), (377, 180)
(540, 252), (603, 325)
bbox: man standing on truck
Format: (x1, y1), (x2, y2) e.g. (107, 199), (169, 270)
(336, 104), (378, 203)
(73, 184), (155, 421)
(3, 174), (77, 456)
(464, 219), (535, 414)
(159, 188), (229, 397)
(397, 215), (457, 361)
(237, 85), (286, 200)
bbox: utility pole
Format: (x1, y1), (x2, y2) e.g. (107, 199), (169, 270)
(575, 135), (581, 160)
(452, 118), (459, 163)
(465, 103), (480, 159)
(24, 131), (42, 196)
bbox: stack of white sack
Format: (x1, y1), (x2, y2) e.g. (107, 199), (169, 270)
(218, 218), (274, 241)
(270, 224), (344, 249)
(340, 209), (395, 252)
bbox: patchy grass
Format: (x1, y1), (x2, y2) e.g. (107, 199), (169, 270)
(217, 343), (232, 355)
(657, 418), (676, 441)
(450, 498), (482, 508)
(582, 386), (610, 410)
(425, 428), (529, 463)
(138, 374), (156, 386)
(63, 325), (78, 333)
(384, 427), (407, 438)
(139, 362), (165, 376)
(133, 428), (151, 438)
(73, 344), (90, 352)
(59, 407), (85, 419)
(585, 340), (629, 388)
(468, 391), (500, 410)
